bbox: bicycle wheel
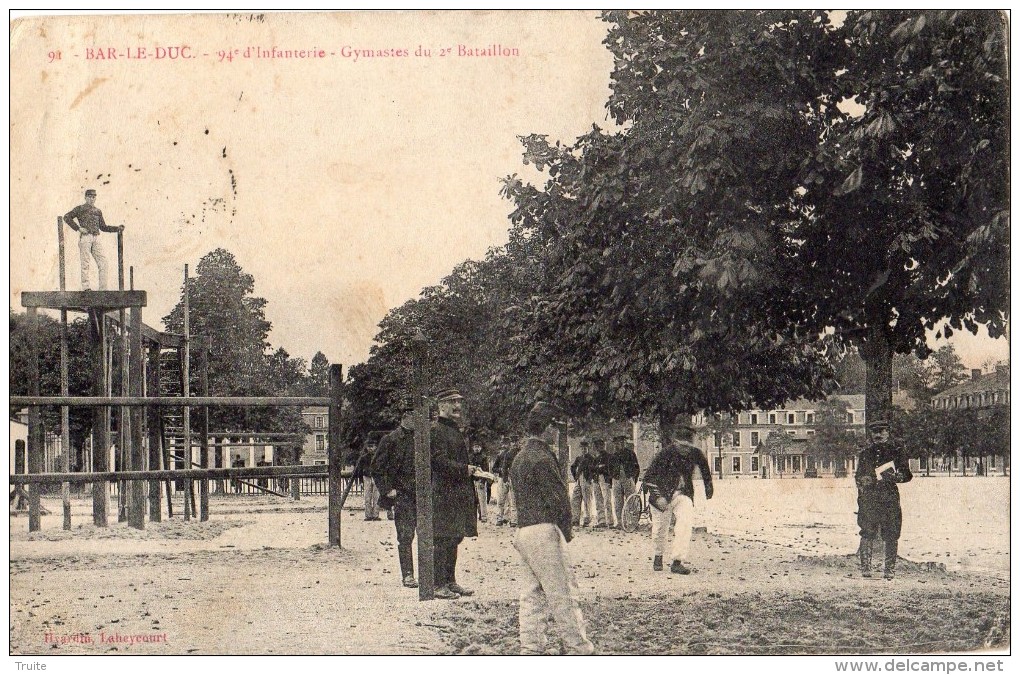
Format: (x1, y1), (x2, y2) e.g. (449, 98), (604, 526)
(621, 493), (644, 532)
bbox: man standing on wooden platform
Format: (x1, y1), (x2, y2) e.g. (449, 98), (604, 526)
(63, 189), (123, 291)
(429, 388), (480, 599)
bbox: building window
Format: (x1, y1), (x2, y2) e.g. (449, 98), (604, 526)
(769, 413), (777, 424)
(315, 435), (325, 452)
(315, 415), (324, 429)
(714, 433), (723, 448)
(847, 412), (855, 424)
(787, 431), (795, 437)
(314, 460), (326, 466)
(750, 413), (759, 425)
(733, 432), (741, 447)
(787, 413), (796, 424)
(806, 413), (814, 424)
(713, 457), (722, 474)
(751, 456), (759, 473)
(732, 456), (741, 472)
(807, 430), (815, 436)
(792, 456), (801, 472)
(750, 431), (760, 446)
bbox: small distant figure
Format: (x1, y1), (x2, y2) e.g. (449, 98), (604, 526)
(855, 419), (912, 580)
(470, 442), (489, 523)
(63, 189), (124, 291)
(492, 438), (520, 527)
(610, 433), (640, 528)
(355, 437), (382, 521)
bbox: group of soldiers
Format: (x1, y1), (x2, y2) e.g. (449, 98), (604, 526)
(569, 436), (640, 529)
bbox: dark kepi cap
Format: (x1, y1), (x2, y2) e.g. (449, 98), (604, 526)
(527, 401), (566, 429)
(85, 189), (97, 197)
(436, 388), (463, 402)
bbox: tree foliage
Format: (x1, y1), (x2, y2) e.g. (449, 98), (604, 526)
(162, 249), (311, 436)
(9, 310), (94, 465)
(498, 10), (1008, 425)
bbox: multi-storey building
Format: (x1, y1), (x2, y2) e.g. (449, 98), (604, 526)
(930, 365), (1010, 413)
(301, 406), (330, 465)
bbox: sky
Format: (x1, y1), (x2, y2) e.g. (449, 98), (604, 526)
(8, 11), (1009, 372)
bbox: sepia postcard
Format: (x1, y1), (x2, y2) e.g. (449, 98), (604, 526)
(8, 10), (1010, 666)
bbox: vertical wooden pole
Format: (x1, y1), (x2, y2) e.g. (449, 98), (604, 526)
(89, 310), (109, 527)
(58, 217), (72, 529)
(412, 334), (435, 600)
(328, 364), (344, 546)
(291, 454), (301, 501)
(198, 336), (211, 521)
(128, 305), (146, 528)
(118, 325), (129, 520)
(160, 412), (173, 518)
(557, 422), (570, 482)
(147, 344), (163, 521)
(182, 265), (192, 521)
(26, 307), (43, 532)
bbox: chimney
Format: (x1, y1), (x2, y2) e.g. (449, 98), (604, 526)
(972, 368), (982, 381)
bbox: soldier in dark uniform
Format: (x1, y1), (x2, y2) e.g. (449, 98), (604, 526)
(610, 433), (640, 528)
(569, 441), (589, 527)
(855, 419), (912, 579)
(592, 439), (614, 527)
(429, 388), (481, 599)
(373, 410), (419, 588)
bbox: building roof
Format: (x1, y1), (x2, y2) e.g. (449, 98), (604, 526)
(932, 369), (1010, 401)
(754, 394), (865, 412)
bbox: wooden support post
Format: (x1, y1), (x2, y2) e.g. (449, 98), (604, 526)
(118, 309), (129, 522)
(198, 336), (211, 521)
(147, 344), (162, 521)
(182, 265), (192, 521)
(160, 413), (173, 518)
(412, 334), (435, 601)
(291, 454), (301, 501)
(89, 309), (109, 526)
(58, 217), (72, 529)
(328, 364), (344, 547)
(557, 421), (570, 483)
(129, 306), (146, 529)
(26, 307), (43, 532)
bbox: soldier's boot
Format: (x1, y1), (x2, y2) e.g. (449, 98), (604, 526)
(858, 537), (874, 578)
(398, 544), (415, 585)
(883, 540), (898, 580)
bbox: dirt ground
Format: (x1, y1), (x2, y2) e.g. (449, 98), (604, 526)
(8, 478), (1010, 655)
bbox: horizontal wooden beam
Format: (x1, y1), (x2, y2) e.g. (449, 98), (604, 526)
(10, 464), (334, 486)
(11, 396), (330, 407)
(22, 290), (147, 310)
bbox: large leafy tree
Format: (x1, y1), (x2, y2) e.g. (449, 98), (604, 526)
(500, 10), (1008, 425)
(162, 248), (307, 434)
(10, 310), (94, 467)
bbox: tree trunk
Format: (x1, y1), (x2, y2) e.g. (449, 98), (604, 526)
(859, 325), (893, 427)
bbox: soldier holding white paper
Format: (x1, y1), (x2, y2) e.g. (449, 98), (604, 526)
(855, 419), (913, 580)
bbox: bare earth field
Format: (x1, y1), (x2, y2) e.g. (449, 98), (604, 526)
(9, 477), (1009, 655)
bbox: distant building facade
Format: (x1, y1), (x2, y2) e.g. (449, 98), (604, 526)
(930, 364), (1010, 414)
(301, 406), (329, 465)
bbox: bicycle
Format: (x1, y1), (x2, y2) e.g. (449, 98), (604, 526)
(621, 482), (652, 532)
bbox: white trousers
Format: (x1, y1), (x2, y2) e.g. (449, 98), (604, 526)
(650, 493), (695, 562)
(495, 478), (517, 525)
(513, 524), (595, 655)
(611, 476), (636, 527)
(363, 477), (379, 519)
(79, 233), (108, 290)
